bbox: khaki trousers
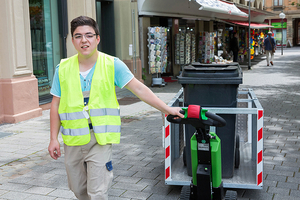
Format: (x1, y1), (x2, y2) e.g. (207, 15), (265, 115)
(265, 50), (274, 65)
(64, 130), (113, 200)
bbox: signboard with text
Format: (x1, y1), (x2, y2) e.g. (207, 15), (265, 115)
(271, 22), (287, 29)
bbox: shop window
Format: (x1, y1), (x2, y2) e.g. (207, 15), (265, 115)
(29, 0), (62, 104)
(273, 29), (287, 46)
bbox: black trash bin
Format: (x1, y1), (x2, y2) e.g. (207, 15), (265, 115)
(178, 62), (243, 178)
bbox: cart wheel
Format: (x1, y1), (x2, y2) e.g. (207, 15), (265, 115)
(236, 134), (240, 149)
(235, 134), (240, 168)
(225, 190), (237, 200)
(183, 146), (187, 166)
(180, 185), (190, 200)
(235, 147), (240, 168)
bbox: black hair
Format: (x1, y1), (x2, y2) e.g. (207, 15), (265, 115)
(70, 16), (100, 37)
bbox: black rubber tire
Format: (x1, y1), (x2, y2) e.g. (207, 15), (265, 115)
(236, 134), (240, 149)
(180, 185), (191, 200)
(183, 146), (187, 166)
(235, 147), (240, 169)
(235, 134), (240, 169)
(225, 190), (237, 200)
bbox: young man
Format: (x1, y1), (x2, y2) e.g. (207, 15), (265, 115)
(264, 31), (276, 66)
(48, 16), (183, 200)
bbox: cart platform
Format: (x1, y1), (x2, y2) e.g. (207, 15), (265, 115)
(163, 88), (263, 189)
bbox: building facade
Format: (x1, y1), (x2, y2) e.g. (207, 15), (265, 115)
(0, 0), (141, 124)
(0, 0), (270, 125)
(264, 0), (300, 46)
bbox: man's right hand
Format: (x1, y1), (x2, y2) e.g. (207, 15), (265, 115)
(48, 139), (61, 160)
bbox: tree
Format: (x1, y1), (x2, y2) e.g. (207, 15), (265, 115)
(291, 1), (300, 6)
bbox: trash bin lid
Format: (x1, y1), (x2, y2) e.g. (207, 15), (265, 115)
(178, 64), (243, 84)
(190, 62), (240, 69)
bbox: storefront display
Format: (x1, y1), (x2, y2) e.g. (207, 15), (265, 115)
(175, 32), (183, 65)
(238, 29), (247, 62)
(198, 31), (215, 64)
(148, 27), (168, 74)
(175, 30), (196, 65)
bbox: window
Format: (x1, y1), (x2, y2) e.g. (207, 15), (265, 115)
(29, 0), (63, 104)
(274, 0), (283, 6)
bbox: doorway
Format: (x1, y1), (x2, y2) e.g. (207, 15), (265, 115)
(293, 18), (300, 46)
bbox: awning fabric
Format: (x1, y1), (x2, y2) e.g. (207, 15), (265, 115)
(224, 20), (273, 29)
(196, 0), (248, 18)
(137, 0), (248, 20)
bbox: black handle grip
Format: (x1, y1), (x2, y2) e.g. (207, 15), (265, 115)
(166, 110), (185, 124)
(205, 112), (226, 127)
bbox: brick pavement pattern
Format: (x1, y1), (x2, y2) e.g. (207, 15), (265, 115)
(0, 47), (299, 199)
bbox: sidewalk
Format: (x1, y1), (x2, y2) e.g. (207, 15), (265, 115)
(0, 47), (300, 199)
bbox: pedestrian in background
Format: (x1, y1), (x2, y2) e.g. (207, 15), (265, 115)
(230, 32), (239, 62)
(264, 31), (276, 66)
(48, 16), (184, 200)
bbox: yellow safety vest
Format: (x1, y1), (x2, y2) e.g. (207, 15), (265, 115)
(58, 52), (121, 146)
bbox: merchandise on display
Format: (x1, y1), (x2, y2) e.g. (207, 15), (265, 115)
(175, 30), (196, 65)
(147, 27), (168, 74)
(213, 55), (233, 64)
(198, 31), (215, 64)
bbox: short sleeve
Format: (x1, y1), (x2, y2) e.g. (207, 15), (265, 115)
(50, 65), (61, 97)
(114, 58), (134, 88)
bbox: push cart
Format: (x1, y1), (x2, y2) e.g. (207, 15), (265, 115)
(163, 88), (264, 190)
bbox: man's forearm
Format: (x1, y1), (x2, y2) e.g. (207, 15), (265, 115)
(50, 98), (61, 140)
(125, 78), (170, 114)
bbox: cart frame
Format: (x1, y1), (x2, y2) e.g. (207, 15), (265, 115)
(163, 88), (263, 189)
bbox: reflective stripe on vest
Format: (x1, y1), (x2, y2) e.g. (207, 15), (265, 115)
(60, 125), (121, 136)
(93, 125), (121, 133)
(59, 111), (85, 121)
(60, 126), (90, 136)
(59, 108), (120, 120)
(90, 108), (120, 117)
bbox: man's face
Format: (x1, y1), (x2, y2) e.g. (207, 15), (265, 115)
(72, 25), (100, 58)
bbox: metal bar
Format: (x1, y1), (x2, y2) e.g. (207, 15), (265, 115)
(164, 88), (264, 189)
(248, 1), (251, 70)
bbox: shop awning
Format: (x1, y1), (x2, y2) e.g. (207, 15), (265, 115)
(137, 0), (248, 20)
(196, 0), (248, 18)
(223, 20), (273, 29)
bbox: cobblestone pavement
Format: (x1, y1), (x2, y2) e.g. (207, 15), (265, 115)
(0, 47), (299, 199)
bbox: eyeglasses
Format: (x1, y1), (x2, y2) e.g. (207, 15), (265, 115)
(73, 33), (97, 40)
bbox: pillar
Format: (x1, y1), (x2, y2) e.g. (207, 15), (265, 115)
(0, 0), (42, 124)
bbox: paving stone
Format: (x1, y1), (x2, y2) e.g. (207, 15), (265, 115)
(24, 194), (56, 200)
(108, 188), (126, 197)
(47, 189), (75, 198)
(0, 182), (32, 192)
(25, 186), (55, 195)
(120, 190), (152, 200)
(277, 181), (298, 190)
(0, 191), (32, 199)
(273, 194), (299, 200)
(268, 186), (291, 196)
(290, 189), (300, 197)
(112, 182), (147, 191)
(114, 176), (141, 184)
(242, 189), (274, 200)
(265, 174), (287, 182)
